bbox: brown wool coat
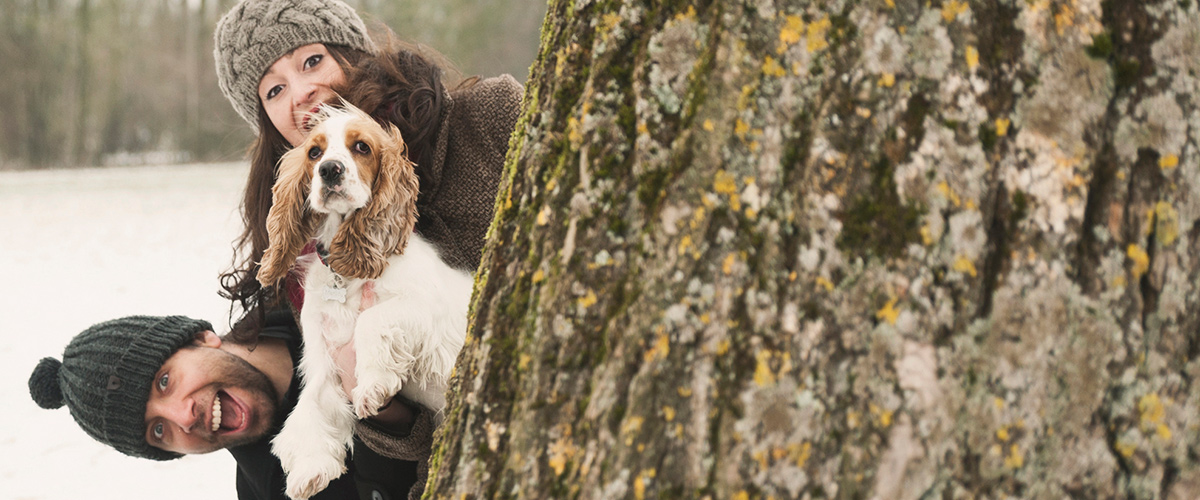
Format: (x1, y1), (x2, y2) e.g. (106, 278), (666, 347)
(414, 74), (524, 271)
(351, 74), (523, 499)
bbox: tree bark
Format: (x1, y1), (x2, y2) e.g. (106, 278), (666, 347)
(428, 0), (1200, 498)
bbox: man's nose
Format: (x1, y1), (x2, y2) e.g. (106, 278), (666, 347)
(165, 399), (199, 433)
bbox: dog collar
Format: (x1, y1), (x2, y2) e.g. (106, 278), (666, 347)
(315, 242), (332, 267)
(313, 242), (348, 303)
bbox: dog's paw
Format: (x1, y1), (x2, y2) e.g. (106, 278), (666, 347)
(283, 457), (347, 500)
(351, 380), (399, 420)
(273, 422), (348, 500)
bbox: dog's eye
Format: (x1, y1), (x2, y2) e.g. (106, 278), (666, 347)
(352, 141), (371, 155)
(308, 146), (322, 160)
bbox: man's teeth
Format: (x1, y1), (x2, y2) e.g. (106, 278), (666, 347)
(212, 396), (222, 432)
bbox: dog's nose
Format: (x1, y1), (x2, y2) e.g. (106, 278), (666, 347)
(319, 160), (344, 184)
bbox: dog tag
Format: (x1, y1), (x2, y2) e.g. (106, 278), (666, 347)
(322, 285), (347, 303)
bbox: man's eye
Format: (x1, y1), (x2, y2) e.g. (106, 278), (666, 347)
(304, 54), (323, 70)
(308, 146), (322, 160)
(265, 85), (282, 101)
(353, 141), (370, 155)
(153, 422), (164, 440)
(157, 373), (169, 391)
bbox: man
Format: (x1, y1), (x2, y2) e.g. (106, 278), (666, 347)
(29, 313), (433, 500)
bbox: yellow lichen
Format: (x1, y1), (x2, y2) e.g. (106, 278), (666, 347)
(869, 403), (893, 427)
(942, 0), (969, 22)
(995, 118), (1011, 136)
(536, 205), (551, 226)
(547, 436), (578, 476)
(754, 350), (777, 387)
(816, 276), (834, 291)
(777, 15), (803, 54)
(663, 406), (676, 422)
(1004, 444), (1024, 469)
(716, 338), (731, 355)
(714, 170), (738, 194)
(1155, 202), (1179, 246)
(936, 181), (961, 207)
(762, 56), (786, 77)
(795, 442), (813, 467)
(876, 297), (900, 325)
(578, 290), (598, 309)
(702, 119), (714, 132)
(532, 269), (545, 283)
(879, 72), (896, 87)
(644, 330), (670, 363)
(634, 469), (657, 500)
(1053, 3), (1075, 35)
(678, 235), (693, 255)
(678, 386), (693, 397)
(622, 417), (645, 446)
(965, 45), (979, 70)
(806, 18), (832, 53)
(1127, 244), (1150, 279)
(601, 12), (622, 34)
(1116, 439), (1136, 457)
(1159, 154), (1179, 169)
(567, 116), (582, 145)
(953, 255), (978, 277)
(1138, 393), (1165, 431)
(734, 119), (750, 138)
(997, 425), (1010, 442)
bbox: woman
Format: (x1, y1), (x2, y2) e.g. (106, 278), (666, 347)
(211, 0), (522, 499)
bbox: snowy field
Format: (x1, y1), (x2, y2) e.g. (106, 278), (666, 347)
(0, 163), (248, 499)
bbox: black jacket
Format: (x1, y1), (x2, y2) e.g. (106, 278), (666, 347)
(227, 311), (419, 500)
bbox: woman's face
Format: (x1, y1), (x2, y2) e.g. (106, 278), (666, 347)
(257, 43), (347, 147)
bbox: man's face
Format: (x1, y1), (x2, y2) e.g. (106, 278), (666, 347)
(144, 334), (280, 454)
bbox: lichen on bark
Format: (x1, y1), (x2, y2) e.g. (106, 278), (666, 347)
(426, 0), (1200, 499)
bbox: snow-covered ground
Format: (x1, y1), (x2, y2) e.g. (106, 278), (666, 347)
(1, 163), (249, 499)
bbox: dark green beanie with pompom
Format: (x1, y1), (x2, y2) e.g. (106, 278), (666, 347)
(29, 316), (212, 460)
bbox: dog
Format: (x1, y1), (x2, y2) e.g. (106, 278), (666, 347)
(257, 102), (471, 500)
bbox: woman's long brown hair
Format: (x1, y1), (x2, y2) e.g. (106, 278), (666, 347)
(220, 40), (471, 344)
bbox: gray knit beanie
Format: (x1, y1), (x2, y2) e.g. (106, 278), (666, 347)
(28, 316), (212, 461)
(214, 0), (377, 129)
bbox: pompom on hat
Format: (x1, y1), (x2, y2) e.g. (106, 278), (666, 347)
(29, 316), (212, 460)
(214, 0), (377, 129)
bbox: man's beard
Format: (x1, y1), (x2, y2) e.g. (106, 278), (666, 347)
(202, 349), (284, 451)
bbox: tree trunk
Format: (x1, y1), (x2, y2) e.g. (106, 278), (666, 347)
(428, 0), (1200, 498)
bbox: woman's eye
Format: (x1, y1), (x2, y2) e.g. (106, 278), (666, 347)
(308, 146), (322, 160)
(265, 85), (282, 101)
(157, 374), (169, 391)
(353, 141), (370, 155)
(304, 54), (323, 70)
(153, 422), (164, 440)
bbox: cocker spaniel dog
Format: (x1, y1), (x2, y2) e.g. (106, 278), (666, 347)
(257, 103), (470, 499)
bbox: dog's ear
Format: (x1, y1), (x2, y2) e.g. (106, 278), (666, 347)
(258, 146), (315, 287)
(329, 122), (418, 280)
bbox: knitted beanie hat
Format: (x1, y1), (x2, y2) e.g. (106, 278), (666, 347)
(214, 0), (377, 129)
(28, 316), (212, 461)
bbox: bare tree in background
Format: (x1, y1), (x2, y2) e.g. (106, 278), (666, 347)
(0, 0), (545, 168)
(429, 0), (1200, 498)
